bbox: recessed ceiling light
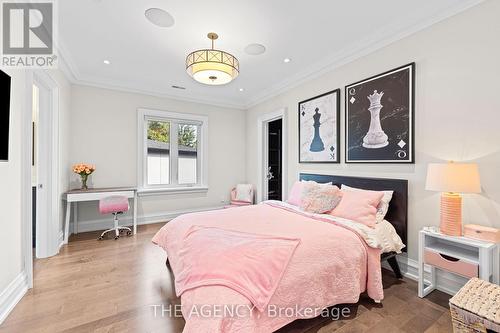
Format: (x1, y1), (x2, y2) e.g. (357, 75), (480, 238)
(244, 43), (266, 56)
(283, 58), (291, 63)
(145, 8), (175, 28)
(239, 88), (244, 92)
(103, 60), (110, 65)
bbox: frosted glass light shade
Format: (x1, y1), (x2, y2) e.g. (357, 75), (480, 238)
(186, 49), (239, 85)
(425, 163), (481, 193)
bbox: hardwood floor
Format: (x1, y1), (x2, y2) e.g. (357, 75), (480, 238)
(1, 223), (453, 332)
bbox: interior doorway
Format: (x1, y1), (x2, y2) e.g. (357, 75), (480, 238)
(27, 71), (60, 264)
(257, 108), (287, 203)
(266, 118), (282, 200)
(32, 84), (39, 250)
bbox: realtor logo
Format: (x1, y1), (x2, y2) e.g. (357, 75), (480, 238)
(2, 1), (57, 67)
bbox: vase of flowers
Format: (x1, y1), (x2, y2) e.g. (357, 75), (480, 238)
(72, 163), (95, 190)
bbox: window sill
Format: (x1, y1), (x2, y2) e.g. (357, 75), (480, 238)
(137, 186), (209, 197)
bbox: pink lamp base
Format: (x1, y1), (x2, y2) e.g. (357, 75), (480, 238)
(440, 192), (462, 236)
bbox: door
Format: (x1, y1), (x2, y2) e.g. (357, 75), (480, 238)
(33, 74), (59, 258)
(32, 84), (39, 249)
(266, 118), (282, 200)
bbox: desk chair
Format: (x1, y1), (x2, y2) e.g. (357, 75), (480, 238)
(98, 196), (132, 240)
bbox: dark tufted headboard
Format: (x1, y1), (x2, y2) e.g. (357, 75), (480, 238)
(299, 173), (408, 253)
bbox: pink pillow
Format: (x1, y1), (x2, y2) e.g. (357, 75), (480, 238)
(287, 181), (304, 206)
(329, 190), (384, 228)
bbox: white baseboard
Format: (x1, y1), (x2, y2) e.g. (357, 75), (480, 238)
(69, 205), (224, 233)
(0, 271), (28, 325)
(382, 254), (467, 296)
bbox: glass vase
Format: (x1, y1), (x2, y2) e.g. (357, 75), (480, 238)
(80, 174), (88, 190)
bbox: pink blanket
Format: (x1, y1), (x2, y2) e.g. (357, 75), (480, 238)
(175, 226), (300, 312)
(152, 202), (383, 332)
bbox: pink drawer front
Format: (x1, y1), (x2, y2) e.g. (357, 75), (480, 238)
(424, 250), (478, 278)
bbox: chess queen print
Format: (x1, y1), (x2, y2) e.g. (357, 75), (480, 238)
(298, 89), (340, 163)
(345, 63), (415, 163)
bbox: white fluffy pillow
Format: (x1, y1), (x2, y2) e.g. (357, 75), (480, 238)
(341, 184), (393, 224)
(300, 182), (342, 214)
(235, 184), (253, 202)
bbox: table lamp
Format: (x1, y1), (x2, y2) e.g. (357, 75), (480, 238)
(425, 162), (481, 236)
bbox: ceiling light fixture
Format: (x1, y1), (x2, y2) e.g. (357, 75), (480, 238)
(103, 60), (110, 65)
(283, 58), (291, 63)
(239, 88), (244, 92)
(186, 32), (239, 85)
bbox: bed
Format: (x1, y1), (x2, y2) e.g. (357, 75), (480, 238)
(152, 173), (408, 332)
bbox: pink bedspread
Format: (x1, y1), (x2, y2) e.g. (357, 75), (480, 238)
(152, 203), (383, 332)
(175, 226), (300, 311)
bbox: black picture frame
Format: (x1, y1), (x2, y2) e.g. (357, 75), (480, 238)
(298, 89), (341, 163)
(345, 63), (415, 163)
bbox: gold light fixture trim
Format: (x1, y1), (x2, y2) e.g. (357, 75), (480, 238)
(186, 32), (239, 85)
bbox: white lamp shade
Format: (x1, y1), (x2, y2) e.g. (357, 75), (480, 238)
(186, 49), (239, 85)
(425, 163), (481, 193)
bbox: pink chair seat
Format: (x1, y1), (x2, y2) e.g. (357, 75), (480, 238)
(99, 196), (129, 215)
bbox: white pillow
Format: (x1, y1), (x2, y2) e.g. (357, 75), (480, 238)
(235, 184), (253, 202)
(341, 184), (393, 224)
(376, 220), (405, 253)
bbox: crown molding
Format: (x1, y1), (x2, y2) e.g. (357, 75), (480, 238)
(69, 77), (246, 110)
(54, 42), (245, 110)
(244, 0), (486, 109)
(55, 42), (80, 83)
(55, 0), (485, 111)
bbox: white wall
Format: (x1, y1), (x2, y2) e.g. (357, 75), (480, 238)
(0, 67), (71, 301)
(0, 69), (27, 294)
(246, 0), (500, 261)
(69, 85), (246, 225)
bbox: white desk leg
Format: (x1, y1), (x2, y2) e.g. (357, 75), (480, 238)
(74, 202), (79, 234)
(64, 201), (71, 244)
(479, 247), (491, 282)
(133, 191), (138, 235)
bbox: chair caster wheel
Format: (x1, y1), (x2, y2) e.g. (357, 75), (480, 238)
(114, 236), (119, 240)
(127, 231), (132, 236)
(98, 236), (104, 241)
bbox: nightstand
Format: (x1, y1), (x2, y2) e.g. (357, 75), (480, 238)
(418, 228), (499, 298)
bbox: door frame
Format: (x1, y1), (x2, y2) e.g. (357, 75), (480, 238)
(256, 108), (287, 203)
(21, 70), (60, 287)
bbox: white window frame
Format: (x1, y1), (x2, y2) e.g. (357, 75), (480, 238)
(137, 108), (208, 196)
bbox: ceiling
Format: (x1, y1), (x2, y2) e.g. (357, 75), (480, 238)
(58, 0), (483, 109)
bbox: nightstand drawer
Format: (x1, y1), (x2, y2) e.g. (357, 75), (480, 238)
(424, 249), (478, 278)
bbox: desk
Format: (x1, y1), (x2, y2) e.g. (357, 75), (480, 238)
(62, 187), (138, 244)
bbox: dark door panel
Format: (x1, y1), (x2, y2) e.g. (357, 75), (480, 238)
(267, 119), (282, 201)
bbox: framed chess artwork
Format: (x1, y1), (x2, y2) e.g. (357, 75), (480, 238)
(345, 63), (415, 163)
(298, 89), (340, 163)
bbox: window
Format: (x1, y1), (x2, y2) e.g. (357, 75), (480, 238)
(138, 109), (208, 194)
